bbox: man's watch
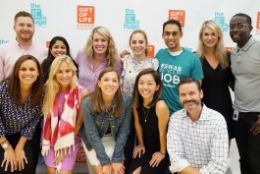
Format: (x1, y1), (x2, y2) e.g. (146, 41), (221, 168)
(1, 141), (9, 150)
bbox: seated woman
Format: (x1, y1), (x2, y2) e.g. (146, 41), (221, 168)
(41, 55), (88, 174)
(128, 68), (170, 174)
(0, 55), (44, 173)
(80, 67), (131, 174)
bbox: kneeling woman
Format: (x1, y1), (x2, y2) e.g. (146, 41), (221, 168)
(80, 67), (131, 174)
(42, 55), (88, 174)
(128, 68), (170, 174)
(0, 55), (43, 173)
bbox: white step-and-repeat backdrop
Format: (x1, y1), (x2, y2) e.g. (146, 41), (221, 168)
(1, 0), (260, 58)
(1, 0), (260, 165)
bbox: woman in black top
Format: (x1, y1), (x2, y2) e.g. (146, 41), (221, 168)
(128, 68), (170, 174)
(41, 36), (78, 82)
(197, 20), (234, 139)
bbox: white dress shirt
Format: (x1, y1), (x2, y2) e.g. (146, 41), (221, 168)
(167, 104), (229, 174)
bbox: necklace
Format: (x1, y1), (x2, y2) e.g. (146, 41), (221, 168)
(143, 106), (150, 123)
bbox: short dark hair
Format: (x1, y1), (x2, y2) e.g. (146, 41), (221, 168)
(162, 19), (182, 33)
(178, 78), (201, 91)
(14, 11), (34, 23)
(232, 13), (252, 26)
(7, 55), (43, 107)
(132, 68), (162, 108)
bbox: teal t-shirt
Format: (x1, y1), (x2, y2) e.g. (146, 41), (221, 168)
(155, 48), (204, 114)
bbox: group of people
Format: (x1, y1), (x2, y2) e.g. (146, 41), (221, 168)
(0, 10), (259, 174)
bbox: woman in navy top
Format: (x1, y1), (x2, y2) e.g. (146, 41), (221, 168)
(0, 55), (43, 173)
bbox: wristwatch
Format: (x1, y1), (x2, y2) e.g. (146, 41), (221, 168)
(1, 141), (9, 150)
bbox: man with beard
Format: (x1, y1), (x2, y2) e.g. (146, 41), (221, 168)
(229, 13), (260, 174)
(0, 11), (47, 81)
(0, 11), (47, 174)
(167, 78), (229, 174)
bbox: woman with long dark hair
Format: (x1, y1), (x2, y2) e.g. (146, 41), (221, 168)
(0, 55), (43, 173)
(128, 68), (170, 174)
(41, 36), (78, 82)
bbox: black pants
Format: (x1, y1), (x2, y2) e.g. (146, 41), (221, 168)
(124, 116), (136, 173)
(127, 150), (170, 174)
(233, 112), (260, 174)
(0, 121), (42, 174)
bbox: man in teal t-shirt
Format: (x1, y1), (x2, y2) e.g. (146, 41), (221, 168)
(156, 19), (203, 114)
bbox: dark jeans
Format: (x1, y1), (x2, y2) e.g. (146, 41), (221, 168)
(0, 134), (36, 174)
(233, 112), (260, 174)
(124, 116), (136, 173)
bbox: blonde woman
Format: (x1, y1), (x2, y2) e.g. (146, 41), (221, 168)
(197, 20), (234, 139)
(75, 26), (122, 92)
(42, 55), (88, 174)
(121, 29), (158, 96)
(120, 29), (159, 172)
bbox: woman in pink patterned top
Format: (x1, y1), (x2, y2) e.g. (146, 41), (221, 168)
(42, 55), (88, 174)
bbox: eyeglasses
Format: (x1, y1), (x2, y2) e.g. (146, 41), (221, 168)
(230, 23), (249, 30)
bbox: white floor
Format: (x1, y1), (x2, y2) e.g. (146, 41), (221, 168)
(230, 139), (241, 174)
(36, 139), (241, 174)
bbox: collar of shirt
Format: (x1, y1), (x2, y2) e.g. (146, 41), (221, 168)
(15, 38), (33, 48)
(235, 36), (254, 52)
(86, 56), (107, 69)
(168, 49), (183, 56)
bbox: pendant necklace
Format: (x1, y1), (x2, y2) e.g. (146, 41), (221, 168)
(143, 106), (150, 123)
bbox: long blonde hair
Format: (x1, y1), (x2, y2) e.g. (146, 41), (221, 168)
(42, 55), (78, 115)
(197, 20), (228, 68)
(85, 26), (118, 67)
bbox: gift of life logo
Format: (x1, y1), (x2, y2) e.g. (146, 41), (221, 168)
(46, 41), (50, 48)
(77, 6), (95, 30)
(168, 10), (185, 28)
(257, 12), (260, 29)
(256, 12), (260, 35)
(147, 45), (155, 58)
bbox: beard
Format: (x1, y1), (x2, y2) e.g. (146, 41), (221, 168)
(183, 100), (201, 107)
(16, 32), (34, 42)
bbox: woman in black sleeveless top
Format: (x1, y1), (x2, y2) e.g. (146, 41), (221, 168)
(128, 68), (170, 174)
